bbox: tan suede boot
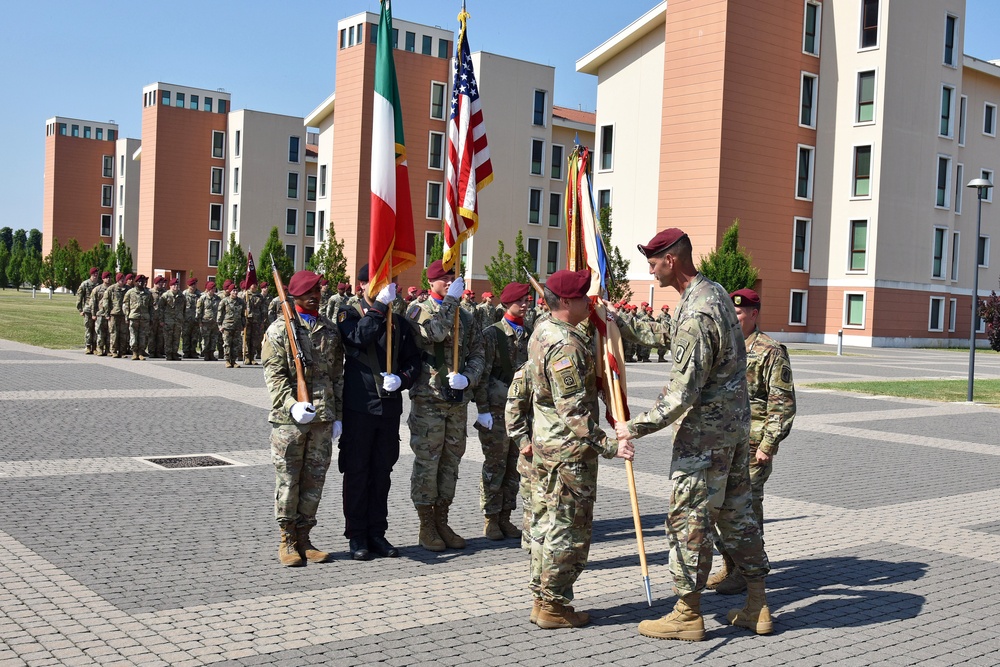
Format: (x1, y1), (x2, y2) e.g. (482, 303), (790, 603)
(278, 526), (305, 567)
(484, 514), (504, 541)
(434, 501), (466, 549)
(715, 570), (747, 595)
(637, 592), (705, 641)
(416, 505), (446, 552)
(706, 551), (735, 590)
(529, 599), (542, 624)
(498, 509), (521, 539)
(536, 601), (591, 629)
(727, 579), (773, 635)
(296, 525), (330, 563)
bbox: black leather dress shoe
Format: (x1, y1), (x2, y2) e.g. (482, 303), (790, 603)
(369, 535), (400, 558)
(349, 537), (371, 561)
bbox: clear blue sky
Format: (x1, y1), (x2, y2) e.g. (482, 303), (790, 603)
(3, 0), (999, 233)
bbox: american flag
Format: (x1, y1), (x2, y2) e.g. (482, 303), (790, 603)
(441, 12), (493, 272)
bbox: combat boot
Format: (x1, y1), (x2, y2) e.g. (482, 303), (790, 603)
(85, 346), (94, 355)
(131, 353), (140, 360)
(498, 509), (521, 539)
(727, 579), (773, 635)
(706, 552), (736, 590)
(484, 514), (504, 541)
(416, 505), (446, 552)
(535, 601), (591, 629)
(637, 592), (705, 641)
(434, 500), (466, 549)
(296, 525), (330, 563)
(278, 526), (305, 567)
(715, 570), (747, 595)
(529, 598), (542, 624)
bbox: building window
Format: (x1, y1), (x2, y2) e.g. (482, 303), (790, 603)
(551, 144), (564, 180)
(959, 95), (968, 145)
(161, 90), (172, 106)
(857, 71), (876, 123)
(120, 154), (125, 176)
(102, 155), (113, 178)
(209, 204), (223, 232)
(527, 237), (540, 273)
(235, 130), (241, 157)
(319, 165), (327, 197)
(793, 218), (811, 272)
(317, 211), (325, 241)
(600, 125), (614, 170)
(287, 172), (299, 199)
(118, 184), (123, 205)
(861, 0), (879, 49)
(533, 90), (547, 127)
(428, 131), (444, 169)
(232, 204), (238, 231)
(176, 93), (185, 108)
(845, 293), (866, 328)
(549, 192), (562, 228)
(530, 139), (544, 176)
(789, 290), (808, 325)
(285, 245), (296, 267)
(956, 164), (965, 214)
(424, 231), (440, 267)
(304, 246), (315, 266)
(800, 73), (818, 127)
(305, 211), (316, 237)
(218, 99), (227, 114)
(929, 297), (945, 332)
(233, 167), (239, 194)
(348, 25), (355, 46)
(83, 126), (92, 139)
(936, 156), (952, 208)
(307, 175), (317, 201)
(211, 167), (224, 195)
(430, 82), (446, 120)
(190, 94), (199, 110)
(849, 220), (868, 272)
(212, 131), (225, 159)
(796, 145), (815, 200)
(984, 103), (997, 137)
(101, 185), (112, 207)
(96, 128), (103, 140)
(392, 28), (398, 48)
(944, 14), (958, 66)
(803, 0), (821, 55)
(289, 136), (300, 163)
(951, 231), (960, 281)
(932, 227), (947, 279)
(422, 34), (432, 55)
(597, 189), (611, 212)
(528, 188), (542, 225)
(405, 31), (415, 52)
(72, 124), (79, 137)
(982, 169), (995, 202)
(853, 146), (872, 197)
(205, 96), (213, 112)
(100, 214), (112, 237)
(950, 298), (958, 332)
(208, 240), (221, 267)
(427, 182), (442, 219)
(286, 209), (298, 235)
(940, 86), (955, 137)
(438, 38), (450, 58)
(58, 123), (66, 135)
(979, 235), (990, 267)
(546, 241), (560, 275)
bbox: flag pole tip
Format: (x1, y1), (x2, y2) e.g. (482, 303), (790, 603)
(643, 577), (653, 606)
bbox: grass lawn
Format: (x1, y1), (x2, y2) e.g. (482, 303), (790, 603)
(0, 289), (84, 349)
(808, 379), (1000, 404)
(787, 349), (839, 356)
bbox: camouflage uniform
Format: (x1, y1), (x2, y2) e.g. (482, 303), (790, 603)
(147, 284), (166, 357)
(404, 295), (486, 507)
(182, 287), (202, 357)
(324, 292), (345, 320)
(195, 291), (221, 360)
(474, 318), (530, 517)
(269, 295), (284, 324)
(523, 302), (537, 329)
(103, 281), (129, 357)
(76, 276), (100, 352)
(160, 288), (187, 360)
(243, 289), (268, 363)
(123, 284), (154, 358)
(655, 310), (673, 361)
(262, 312), (344, 529)
(217, 292), (246, 366)
(619, 309), (635, 361)
(89, 281), (112, 355)
(622, 274), (769, 597)
(505, 366), (536, 550)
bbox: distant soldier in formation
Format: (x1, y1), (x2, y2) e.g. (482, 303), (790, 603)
(319, 278), (331, 314)
(182, 278), (202, 358)
(196, 281), (221, 361)
(656, 304), (672, 362)
(104, 272), (130, 358)
(89, 271), (113, 356)
(477, 291), (501, 326)
(523, 295), (537, 329)
(635, 302), (652, 362)
(325, 282), (348, 320)
(218, 280), (246, 368)
(76, 267), (100, 354)
(147, 276), (167, 358)
(123, 275), (154, 360)
(160, 278), (187, 361)
(243, 280), (267, 365)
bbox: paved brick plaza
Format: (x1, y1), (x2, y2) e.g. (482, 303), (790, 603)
(2, 339), (1000, 666)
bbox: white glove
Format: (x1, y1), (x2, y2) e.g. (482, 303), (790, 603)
(376, 283), (396, 305)
(332, 421), (343, 440)
(476, 413), (493, 430)
(448, 372), (469, 390)
(381, 372), (402, 392)
(446, 276), (465, 299)
(290, 401), (316, 424)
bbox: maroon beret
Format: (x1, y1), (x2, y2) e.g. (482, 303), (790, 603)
(89, 267), (99, 275)
(661, 304), (669, 311)
(482, 291), (493, 298)
(116, 272), (124, 281)
(154, 275), (166, 284)
(124, 273), (134, 281)
(260, 281), (268, 288)
(187, 277), (198, 286)
(205, 281), (216, 289)
(407, 286), (419, 295)
(463, 289), (474, 296)
(337, 282), (347, 290)
(102, 271), (111, 279)
(137, 275), (148, 284)
(638, 228), (688, 258)
(500, 282), (529, 304)
(546, 270), (591, 299)
(222, 280), (233, 291)
(426, 260), (454, 282)
(287, 271), (322, 297)
(239, 279), (247, 290)
(730, 288), (761, 308)
(640, 301), (649, 307)
(320, 278), (329, 286)
(169, 278), (179, 286)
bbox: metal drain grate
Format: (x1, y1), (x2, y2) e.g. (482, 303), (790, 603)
(138, 454), (239, 470)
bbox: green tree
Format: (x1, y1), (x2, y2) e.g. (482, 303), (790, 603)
(21, 248), (42, 289)
(421, 233), (445, 289)
(598, 206), (632, 303)
(7, 234), (25, 289)
(0, 242), (9, 288)
(215, 232), (248, 286)
(28, 229), (42, 254)
(59, 239), (85, 293)
(0, 227), (12, 252)
(512, 230), (537, 285)
(697, 219), (759, 293)
(306, 226), (350, 284)
(114, 238), (133, 274)
(40, 243), (58, 292)
(80, 241), (114, 278)
(483, 230), (537, 294)
(261, 227), (294, 285)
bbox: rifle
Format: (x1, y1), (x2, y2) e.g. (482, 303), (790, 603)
(522, 267), (545, 306)
(270, 256), (310, 403)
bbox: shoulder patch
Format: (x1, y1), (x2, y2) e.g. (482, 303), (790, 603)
(338, 311), (347, 323)
(407, 304), (421, 320)
(552, 357), (572, 371)
(781, 365), (792, 384)
(513, 368), (524, 380)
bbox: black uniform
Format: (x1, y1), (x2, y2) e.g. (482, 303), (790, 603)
(337, 297), (421, 547)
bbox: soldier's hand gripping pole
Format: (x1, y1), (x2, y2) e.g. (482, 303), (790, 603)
(270, 255), (310, 404)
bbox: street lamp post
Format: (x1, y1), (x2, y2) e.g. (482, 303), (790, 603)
(967, 177), (993, 402)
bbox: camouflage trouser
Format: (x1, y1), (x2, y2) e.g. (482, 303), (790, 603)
(244, 321), (264, 361)
(128, 320), (149, 356)
(517, 452), (539, 551)
(271, 422), (333, 528)
(82, 313), (95, 350)
(110, 314), (127, 355)
(95, 316), (110, 354)
(163, 322), (183, 358)
(183, 322), (201, 357)
(200, 323), (219, 360)
(148, 319), (164, 357)
(222, 328), (243, 364)
(623, 341), (634, 361)
(749, 458), (773, 534)
(668, 437), (769, 597)
(408, 398), (468, 506)
(477, 408), (520, 515)
(531, 457), (598, 605)
(637, 344), (649, 361)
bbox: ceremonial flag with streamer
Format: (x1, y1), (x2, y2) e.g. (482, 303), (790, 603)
(442, 5), (493, 272)
(368, 0), (416, 298)
(244, 251), (258, 289)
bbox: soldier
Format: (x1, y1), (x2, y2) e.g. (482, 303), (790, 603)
(318, 278), (331, 314)
(477, 291), (499, 326)
(656, 304), (672, 362)
(217, 280), (246, 368)
(337, 264), (422, 560)
(262, 270), (344, 567)
(123, 275), (154, 360)
(417, 289), (429, 303)
(523, 295), (537, 329)
(525, 270), (633, 629)
(324, 282), (348, 320)
(474, 282), (531, 541)
(267, 283), (286, 325)
(243, 280), (267, 365)
(614, 229), (771, 641)
(404, 286), (419, 307)
(147, 276), (167, 358)
(182, 278), (202, 358)
(89, 271), (113, 356)
(707, 289), (796, 595)
(103, 273), (130, 358)
(404, 260), (486, 552)
(195, 281), (221, 361)
(160, 278), (187, 361)
(76, 267), (100, 354)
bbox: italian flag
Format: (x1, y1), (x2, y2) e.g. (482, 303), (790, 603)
(368, 0), (416, 299)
